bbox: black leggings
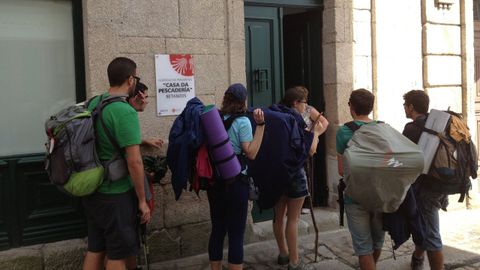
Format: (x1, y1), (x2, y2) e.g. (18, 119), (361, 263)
(207, 178), (249, 264)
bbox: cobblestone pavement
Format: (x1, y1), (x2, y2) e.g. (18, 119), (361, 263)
(151, 207), (480, 270)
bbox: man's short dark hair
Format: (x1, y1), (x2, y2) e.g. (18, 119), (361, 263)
(126, 82), (148, 102)
(135, 82), (148, 95)
(403, 90), (429, 114)
(349, 88), (374, 116)
(107, 57), (137, 87)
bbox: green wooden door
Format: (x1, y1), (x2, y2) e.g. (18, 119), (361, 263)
(245, 6), (282, 222)
(245, 6), (283, 107)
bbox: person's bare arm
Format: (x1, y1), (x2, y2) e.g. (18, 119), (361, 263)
(308, 115), (329, 156)
(337, 154), (343, 177)
(309, 107), (321, 123)
(125, 145), (151, 224)
(141, 138), (164, 149)
(241, 109), (265, 160)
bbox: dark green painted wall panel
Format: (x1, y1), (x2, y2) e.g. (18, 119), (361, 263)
(0, 155), (86, 250)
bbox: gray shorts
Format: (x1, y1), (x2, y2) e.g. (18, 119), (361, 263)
(345, 203), (385, 256)
(417, 192), (445, 251)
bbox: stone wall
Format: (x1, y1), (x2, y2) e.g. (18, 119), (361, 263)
(82, 0), (246, 260)
(83, 0), (245, 117)
(374, 1), (423, 131)
(326, 0), (476, 207)
(424, 0), (463, 113)
(353, 0), (372, 91)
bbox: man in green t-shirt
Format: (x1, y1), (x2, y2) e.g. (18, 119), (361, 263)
(82, 57), (151, 270)
(335, 89), (385, 270)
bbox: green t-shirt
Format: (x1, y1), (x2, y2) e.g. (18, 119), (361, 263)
(88, 93), (141, 194)
(336, 120), (377, 204)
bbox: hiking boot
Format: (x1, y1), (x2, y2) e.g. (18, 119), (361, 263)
(287, 261), (313, 270)
(277, 254), (289, 265)
(411, 254), (424, 270)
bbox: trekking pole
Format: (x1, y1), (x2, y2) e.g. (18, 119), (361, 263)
(140, 222), (150, 270)
(307, 157), (319, 262)
(337, 179), (345, 226)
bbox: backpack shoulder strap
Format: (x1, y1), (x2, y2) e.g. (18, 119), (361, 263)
(344, 121), (361, 133)
(222, 113), (247, 131)
(345, 120), (385, 134)
(94, 95), (128, 156)
(85, 95), (99, 109)
(412, 120), (438, 136)
(218, 113), (248, 171)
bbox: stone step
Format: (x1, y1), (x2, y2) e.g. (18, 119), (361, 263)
(246, 207), (341, 244)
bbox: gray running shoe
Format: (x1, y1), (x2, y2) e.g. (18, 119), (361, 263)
(411, 254), (424, 270)
(277, 254), (289, 265)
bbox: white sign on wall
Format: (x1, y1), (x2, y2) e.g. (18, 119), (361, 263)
(155, 54), (195, 116)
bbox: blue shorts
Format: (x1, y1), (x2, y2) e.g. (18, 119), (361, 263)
(417, 192), (444, 251)
(286, 168), (309, 199)
(345, 203), (385, 256)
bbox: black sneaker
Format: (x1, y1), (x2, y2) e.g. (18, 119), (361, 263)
(411, 254), (424, 270)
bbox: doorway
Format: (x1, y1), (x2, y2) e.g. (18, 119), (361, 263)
(244, 1), (326, 222)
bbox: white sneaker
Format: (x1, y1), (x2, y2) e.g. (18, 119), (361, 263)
(301, 208), (310, 214)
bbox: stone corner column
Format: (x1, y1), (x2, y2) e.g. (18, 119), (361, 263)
(322, 0), (355, 207)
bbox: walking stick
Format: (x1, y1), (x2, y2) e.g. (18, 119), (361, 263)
(140, 223), (150, 270)
(307, 156), (319, 262)
(137, 218), (150, 270)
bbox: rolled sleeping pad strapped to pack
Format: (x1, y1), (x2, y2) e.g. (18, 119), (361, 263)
(200, 105), (241, 179)
(417, 109), (450, 174)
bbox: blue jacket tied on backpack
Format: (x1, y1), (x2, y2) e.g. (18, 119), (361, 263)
(167, 97), (205, 200)
(248, 104), (313, 209)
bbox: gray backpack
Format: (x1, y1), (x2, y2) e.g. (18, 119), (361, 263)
(343, 121), (424, 213)
(44, 95), (127, 196)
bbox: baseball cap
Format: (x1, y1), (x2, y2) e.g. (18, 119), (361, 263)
(225, 83), (247, 102)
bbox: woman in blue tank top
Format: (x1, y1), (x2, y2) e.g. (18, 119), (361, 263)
(207, 83), (265, 270)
